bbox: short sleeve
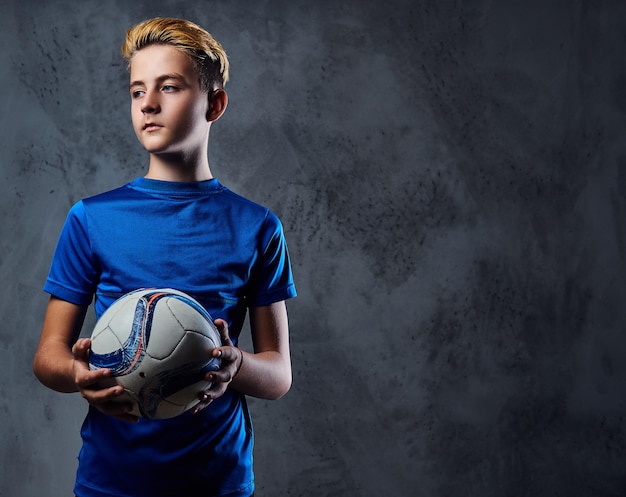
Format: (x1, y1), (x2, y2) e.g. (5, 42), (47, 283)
(246, 210), (296, 307)
(43, 201), (99, 306)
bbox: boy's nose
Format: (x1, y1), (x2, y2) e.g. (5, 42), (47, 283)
(142, 102), (159, 114)
(141, 93), (160, 114)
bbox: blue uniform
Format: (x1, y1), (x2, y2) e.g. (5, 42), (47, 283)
(44, 177), (296, 497)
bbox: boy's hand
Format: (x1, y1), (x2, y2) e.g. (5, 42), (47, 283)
(72, 338), (139, 423)
(193, 319), (244, 414)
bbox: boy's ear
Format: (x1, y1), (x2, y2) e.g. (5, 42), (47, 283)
(207, 89), (228, 122)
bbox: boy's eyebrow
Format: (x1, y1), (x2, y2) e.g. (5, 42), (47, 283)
(129, 73), (187, 89)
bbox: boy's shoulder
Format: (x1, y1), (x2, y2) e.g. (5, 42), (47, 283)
(81, 181), (138, 204)
(219, 185), (270, 211)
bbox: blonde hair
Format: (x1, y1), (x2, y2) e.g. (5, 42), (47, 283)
(121, 17), (230, 90)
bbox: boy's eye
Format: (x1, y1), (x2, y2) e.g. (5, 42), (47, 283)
(131, 90), (145, 99)
(162, 85), (178, 92)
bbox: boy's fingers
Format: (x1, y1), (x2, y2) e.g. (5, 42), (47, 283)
(71, 338), (91, 359)
(213, 319), (233, 346)
(212, 346), (239, 362)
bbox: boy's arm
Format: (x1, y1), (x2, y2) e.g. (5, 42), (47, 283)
(33, 296), (138, 421)
(231, 300), (292, 400)
(195, 300), (291, 411)
(33, 296), (88, 392)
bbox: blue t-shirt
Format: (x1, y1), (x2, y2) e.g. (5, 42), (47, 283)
(44, 177), (296, 497)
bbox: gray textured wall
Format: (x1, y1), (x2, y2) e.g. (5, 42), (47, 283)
(1, 0), (625, 496)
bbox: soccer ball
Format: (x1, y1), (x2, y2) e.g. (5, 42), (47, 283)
(89, 288), (222, 419)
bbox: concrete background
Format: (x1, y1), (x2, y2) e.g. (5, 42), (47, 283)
(1, 0), (625, 495)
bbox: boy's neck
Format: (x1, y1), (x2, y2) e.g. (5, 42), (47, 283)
(145, 153), (213, 182)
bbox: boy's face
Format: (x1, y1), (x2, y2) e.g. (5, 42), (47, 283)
(129, 44), (210, 156)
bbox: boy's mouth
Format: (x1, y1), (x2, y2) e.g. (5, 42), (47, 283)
(144, 123), (162, 131)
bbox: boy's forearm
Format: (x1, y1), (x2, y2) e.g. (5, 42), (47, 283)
(34, 297), (87, 393)
(33, 343), (79, 393)
(230, 350), (291, 400)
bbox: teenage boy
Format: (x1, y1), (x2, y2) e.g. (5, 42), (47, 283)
(33, 17), (296, 497)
